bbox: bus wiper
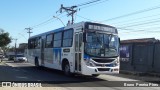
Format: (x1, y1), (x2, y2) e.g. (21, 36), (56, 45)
(104, 34), (113, 49)
(109, 34), (113, 44)
(95, 32), (103, 48)
(108, 34), (117, 51)
(103, 34), (112, 49)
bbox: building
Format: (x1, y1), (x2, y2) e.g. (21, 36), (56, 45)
(19, 43), (28, 49)
(121, 38), (157, 44)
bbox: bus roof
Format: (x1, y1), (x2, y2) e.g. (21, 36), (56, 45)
(29, 21), (117, 39)
(29, 21), (85, 39)
(29, 27), (65, 39)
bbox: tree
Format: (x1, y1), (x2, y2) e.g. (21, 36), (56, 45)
(0, 29), (11, 47)
(0, 29), (12, 55)
(1, 45), (11, 54)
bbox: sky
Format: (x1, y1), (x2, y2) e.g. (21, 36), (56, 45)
(0, 0), (160, 47)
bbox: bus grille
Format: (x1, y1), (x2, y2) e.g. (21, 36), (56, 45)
(94, 63), (113, 67)
(92, 58), (115, 63)
(97, 68), (110, 71)
(95, 63), (103, 67)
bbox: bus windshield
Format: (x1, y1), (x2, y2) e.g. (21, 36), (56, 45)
(85, 32), (119, 57)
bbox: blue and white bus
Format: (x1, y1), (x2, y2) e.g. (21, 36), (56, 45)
(27, 21), (120, 76)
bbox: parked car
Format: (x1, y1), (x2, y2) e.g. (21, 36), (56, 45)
(8, 55), (15, 60)
(14, 55), (27, 62)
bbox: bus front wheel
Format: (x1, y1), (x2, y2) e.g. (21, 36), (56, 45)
(64, 63), (71, 76)
(92, 74), (100, 77)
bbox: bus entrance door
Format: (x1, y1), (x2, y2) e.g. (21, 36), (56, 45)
(41, 39), (45, 65)
(75, 32), (83, 72)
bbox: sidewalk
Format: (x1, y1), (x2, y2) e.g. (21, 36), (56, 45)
(120, 70), (160, 78)
(118, 70), (160, 82)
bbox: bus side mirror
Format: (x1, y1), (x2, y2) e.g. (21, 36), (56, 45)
(83, 32), (86, 42)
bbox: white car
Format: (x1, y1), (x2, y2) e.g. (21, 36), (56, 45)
(14, 55), (27, 62)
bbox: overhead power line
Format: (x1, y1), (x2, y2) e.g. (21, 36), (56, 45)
(118, 26), (160, 34)
(116, 17), (160, 27)
(120, 19), (160, 28)
(110, 13), (160, 25)
(58, 4), (78, 24)
(25, 27), (33, 38)
(18, 0), (108, 40)
(80, 0), (109, 9)
(77, 0), (102, 7)
(55, 0), (109, 25)
(31, 18), (54, 29)
(118, 27), (155, 31)
(29, 13), (65, 29)
(100, 4), (160, 22)
(28, 0), (108, 29)
(76, 15), (95, 21)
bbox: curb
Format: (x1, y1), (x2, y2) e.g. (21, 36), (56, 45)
(147, 73), (160, 77)
(120, 70), (147, 76)
(0, 61), (9, 66)
(120, 70), (160, 77)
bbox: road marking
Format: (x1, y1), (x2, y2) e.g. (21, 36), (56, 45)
(5, 63), (15, 67)
(15, 76), (29, 79)
(99, 74), (139, 81)
(5, 62), (34, 67)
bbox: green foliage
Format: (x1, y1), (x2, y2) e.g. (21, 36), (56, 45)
(0, 29), (11, 47)
(1, 45), (11, 53)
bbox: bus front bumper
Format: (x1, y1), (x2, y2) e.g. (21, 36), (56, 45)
(82, 65), (119, 75)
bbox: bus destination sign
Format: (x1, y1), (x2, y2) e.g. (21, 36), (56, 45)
(86, 24), (117, 34)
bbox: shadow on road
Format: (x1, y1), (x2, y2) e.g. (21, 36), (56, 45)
(1, 61), (114, 87)
(2, 61), (159, 87)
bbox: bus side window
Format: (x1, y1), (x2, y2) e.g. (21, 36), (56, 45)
(35, 37), (41, 49)
(28, 38), (36, 49)
(62, 29), (73, 47)
(54, 32), (62, 47)
(75, 34), (78, 52)
(79, 33), (83, 52)
(46, 34), (53, 48)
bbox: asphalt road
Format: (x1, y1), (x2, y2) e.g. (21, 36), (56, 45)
(0, 60), (160, 90)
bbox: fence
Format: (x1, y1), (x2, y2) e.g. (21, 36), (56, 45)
(120, 40), (160, 73)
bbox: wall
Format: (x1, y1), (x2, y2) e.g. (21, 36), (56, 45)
(120, 42), (160, 73)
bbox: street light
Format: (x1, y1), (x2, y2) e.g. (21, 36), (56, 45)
(53, 16), (65, 27)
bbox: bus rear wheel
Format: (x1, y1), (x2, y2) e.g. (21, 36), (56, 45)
(35, 58), (39, 67)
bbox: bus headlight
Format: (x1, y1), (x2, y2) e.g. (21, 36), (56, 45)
(84, 59), (94, 67)
(111, 59), (119, 67)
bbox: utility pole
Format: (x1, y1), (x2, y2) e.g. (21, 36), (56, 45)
(12, 38), (17, 59)
(15, 39), (17, 56)
(58, 4), (77, 25)
(25, 28), (32, 62)
(25, 27), (33, 38)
